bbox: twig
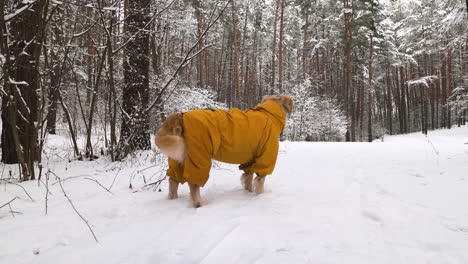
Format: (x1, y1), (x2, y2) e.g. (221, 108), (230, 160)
(426, 135), (439, 155)
(0, 197), (17, 209)
(143, 176), (167, 191)
(53, 173), (99, 243)
(51, 174), (91, 185)
(107, 167), (122, 191)
(45, 170), (50, 215)
(0, 179), (34, 202)
(84, 177), (113, 194)
(137, 164), (159, 174)
(8, 203), (15, 217)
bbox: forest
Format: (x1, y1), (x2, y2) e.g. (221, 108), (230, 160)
(0, 0), (467, 181)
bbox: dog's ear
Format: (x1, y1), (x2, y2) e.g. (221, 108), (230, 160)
(158, 113), (184, 136)
(279, 95), (294, 116)
(260, 95), (294, 116)
(173, 126), (183, 136)
(261, 95), (280, 103)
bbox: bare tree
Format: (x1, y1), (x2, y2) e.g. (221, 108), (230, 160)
(1, 0), (47, 181)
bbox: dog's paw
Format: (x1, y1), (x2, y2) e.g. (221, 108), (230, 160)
(168, 193), (178, 200)
(254, 186), (264, 195)
(241, 173), (253, 192)
(253, 175), (266, 194)
(192, 200), (206, 208)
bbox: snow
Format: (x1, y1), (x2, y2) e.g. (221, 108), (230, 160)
(1, 126), (468, 263)
(8, 78), (28, 86)
(407, 75), (438, 88)
(103, 7), (119, 12)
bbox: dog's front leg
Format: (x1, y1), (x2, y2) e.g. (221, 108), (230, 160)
(253, 175), (266, 194)
(168, 177), (179, 199)
(188, 183), (204, 208)
(241, 173), (253, 192)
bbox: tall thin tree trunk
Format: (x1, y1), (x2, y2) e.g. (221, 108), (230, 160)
(343, 0), (354, 141)
(230, 0), (241, 104)
(240, 3), (249, 107)
(194, 0), (204, 87)
(385, 61), (393, 135)
(447, 47), (453, 129)
(302, 9), (309, 80)
(441, 53), (447, 128)
(270, 0), (280, 94)
(368, 36), (373, 142)
(277, 0), (285, 94)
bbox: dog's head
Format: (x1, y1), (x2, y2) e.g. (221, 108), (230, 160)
(261, 95), (294, 117)
(154, 113), (186, 162)
(156, 113), (184, 137)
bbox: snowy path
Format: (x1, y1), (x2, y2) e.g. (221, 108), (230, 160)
(1, 127), (468, 263)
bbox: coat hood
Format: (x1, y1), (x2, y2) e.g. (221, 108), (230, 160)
(250, 101), (286, 133)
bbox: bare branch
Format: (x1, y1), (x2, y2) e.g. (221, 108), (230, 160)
(53, 172), (99, 243)
(0, 179), (34, 202)
(84, 177), (114, 194)
(0, 197), (17, 209)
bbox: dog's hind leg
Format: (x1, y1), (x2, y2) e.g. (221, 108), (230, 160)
(168, 177), (179, 200)
(253, 174), (266, 194)
(240, 173), (253, 192)
(189, 183), (204, 208)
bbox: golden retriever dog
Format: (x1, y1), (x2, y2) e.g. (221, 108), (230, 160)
(155, 95), (293, 207)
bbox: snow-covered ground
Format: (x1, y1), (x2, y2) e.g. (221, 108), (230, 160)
(1, 126), (468, 264)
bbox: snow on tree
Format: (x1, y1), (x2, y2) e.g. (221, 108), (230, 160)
(164, 87), (227, 114)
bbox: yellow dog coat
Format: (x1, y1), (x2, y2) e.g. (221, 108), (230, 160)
(166, 100), (286, 186)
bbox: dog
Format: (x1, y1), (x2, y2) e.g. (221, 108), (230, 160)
(154, 95), (294, 207)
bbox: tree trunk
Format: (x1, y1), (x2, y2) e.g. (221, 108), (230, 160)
(447, 47), (453, 129)
(193, 0), (204, 87)
(1, 0), (45, 181)
(368, 36), (373, 142)
(302, 9), (309, 80)
(46, 60), (59, 134)
(45, 17), (62, 135)
(441, 53), (447, 128)
(343, 0), (354, 141)
(270, 0), (280, 94)
(277, 0), (285, 94)
(385, 61), (393, 135)
(399, 66), (407, 133)
(117, 0), (151, 159)
(230, 0), (241, 104)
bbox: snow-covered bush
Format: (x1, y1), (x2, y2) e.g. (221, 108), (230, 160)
(449, 85), (468, 119)
(284, 80), (347, 142)
(150, 86), (227, 132)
